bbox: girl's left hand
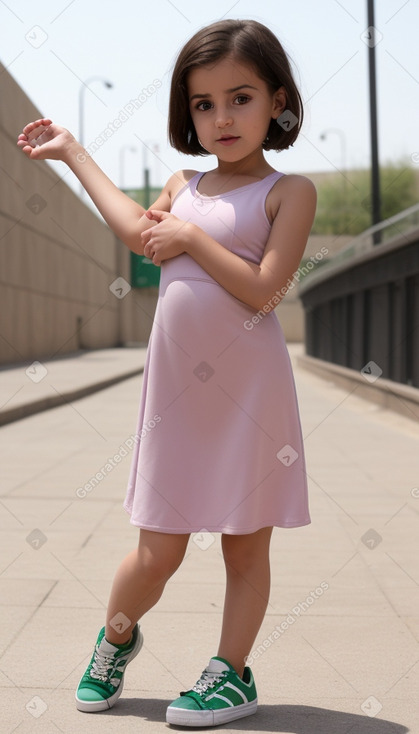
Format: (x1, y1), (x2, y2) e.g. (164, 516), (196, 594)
(142, 210), (190, 265)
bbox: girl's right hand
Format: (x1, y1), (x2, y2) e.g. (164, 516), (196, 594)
(16, 116), (164, 255)
(17, 118), (76, 161)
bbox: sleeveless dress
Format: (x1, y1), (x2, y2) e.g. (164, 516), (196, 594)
(123, 171), (310, 534)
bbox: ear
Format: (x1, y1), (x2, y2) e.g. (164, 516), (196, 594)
(271, 86), (287, 119)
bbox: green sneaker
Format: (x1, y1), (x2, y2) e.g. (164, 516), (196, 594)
(75, 624), (143, 712)
(166, 656), (257, 727)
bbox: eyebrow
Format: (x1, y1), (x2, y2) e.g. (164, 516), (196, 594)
(189, 84), (257, 101)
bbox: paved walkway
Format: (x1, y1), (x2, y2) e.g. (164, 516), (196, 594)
(0, 345), (418, 733)
(0, 348), (148, 425)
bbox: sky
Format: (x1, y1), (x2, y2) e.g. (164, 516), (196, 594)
(1, 0), (418, 204)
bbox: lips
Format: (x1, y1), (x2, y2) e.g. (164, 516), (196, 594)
(217, 135), (240, 145)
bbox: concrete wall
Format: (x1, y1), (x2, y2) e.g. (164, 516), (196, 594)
(275, 289), (305, 342)
(0, 62), (155, 365)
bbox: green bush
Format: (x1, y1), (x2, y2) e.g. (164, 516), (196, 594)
(312, 162), (417, 235)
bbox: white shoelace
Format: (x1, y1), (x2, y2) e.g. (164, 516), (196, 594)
(192, 670), (226, 694)
(90, 647), (115, 682)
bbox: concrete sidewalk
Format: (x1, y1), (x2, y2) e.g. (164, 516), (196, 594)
(0, 345), (418, 733)
(0, 347), (148, 426)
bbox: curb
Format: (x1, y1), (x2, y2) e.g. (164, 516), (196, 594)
(297, 353), (419, 423)
(0, 367), (144, 427)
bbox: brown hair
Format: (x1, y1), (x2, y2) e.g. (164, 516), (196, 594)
(168, 19), (303, 156)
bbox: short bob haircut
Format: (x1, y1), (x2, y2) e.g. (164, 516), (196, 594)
(168, 19), (303, 156)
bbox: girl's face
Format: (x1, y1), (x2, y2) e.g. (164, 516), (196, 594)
(188, 56), (286, 161)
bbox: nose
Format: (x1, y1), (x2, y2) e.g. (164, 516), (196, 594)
(215, 108), (233, 128)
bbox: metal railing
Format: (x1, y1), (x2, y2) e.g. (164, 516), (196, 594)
(300, 203), (419, 291)
(298, 206), (419, 388)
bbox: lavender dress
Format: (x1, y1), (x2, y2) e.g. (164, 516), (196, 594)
(124, 172), (310, 534)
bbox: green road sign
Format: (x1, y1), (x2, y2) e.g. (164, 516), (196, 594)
(130, 251), (160, 288)
(122, 187), (162, 289)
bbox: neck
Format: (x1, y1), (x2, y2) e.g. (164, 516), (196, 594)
(216, 148), (273, 179)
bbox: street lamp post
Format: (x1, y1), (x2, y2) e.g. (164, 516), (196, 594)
(319, 128), (347, 183)
(366, 0), (381, 242)
(320, 128), (348, 228)
(119, 146), (137, 191)
(78, 76), (113, 196)
(143, 144), (151, 210)
(142, 142), (160, 209)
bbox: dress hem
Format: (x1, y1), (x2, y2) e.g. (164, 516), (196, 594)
(123, 503), (311, 534)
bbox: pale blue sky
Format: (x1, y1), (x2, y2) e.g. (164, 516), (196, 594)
(2, 0), (418, 199)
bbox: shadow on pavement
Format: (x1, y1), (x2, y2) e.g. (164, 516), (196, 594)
(104, 699), (409, 732)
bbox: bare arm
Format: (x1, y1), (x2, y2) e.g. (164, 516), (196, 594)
(142, 175), (317, 311)
(16, 118), (173, 254)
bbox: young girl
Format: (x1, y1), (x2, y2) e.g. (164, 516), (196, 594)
(17, 19), (316, 727)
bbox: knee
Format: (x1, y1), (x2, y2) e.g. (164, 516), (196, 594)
(138, 544), (186, 584)
(222, 540), (256, 576)
(222, 531), (271, 576)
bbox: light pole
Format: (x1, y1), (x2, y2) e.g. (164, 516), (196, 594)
(366, 0), (381, 241)
(319, 128), (347, 182)
(78, 76), (113, 196)
(119, 146), (137, 191)
(320, 128), (348, 229)
(142, 142), (160, 209)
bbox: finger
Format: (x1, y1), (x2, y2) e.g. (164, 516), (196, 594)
(20, 145), (44, 159)
(146, 209), (170, 223)
(27, 124), (51, 144)
(16, 140), (38, 157)
(22, 118), (52, 136)
(16, 138), (29, 149)
(17, 144), (32, 156)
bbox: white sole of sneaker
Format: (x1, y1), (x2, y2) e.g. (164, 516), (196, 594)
(166, 698), (257, 727)
(75, 629), (144, 713)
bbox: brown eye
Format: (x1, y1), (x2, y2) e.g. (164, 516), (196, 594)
(196, 101), (212, 111)
(234, 95), (250, 105)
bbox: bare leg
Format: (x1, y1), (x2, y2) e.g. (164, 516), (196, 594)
(105, 529), (190, 644)
(217, 527), (273, 677)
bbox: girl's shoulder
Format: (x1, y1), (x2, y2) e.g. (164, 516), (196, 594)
(165, 169), (200, 204)
(266, 173), (317, 223)
(269, 172), (316, 196)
